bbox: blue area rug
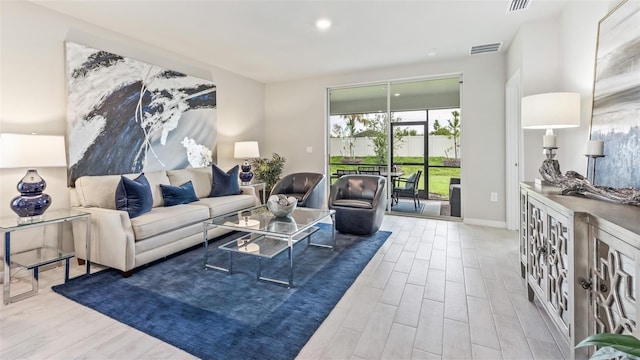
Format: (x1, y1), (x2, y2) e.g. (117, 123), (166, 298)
(53, 223), (390, 360)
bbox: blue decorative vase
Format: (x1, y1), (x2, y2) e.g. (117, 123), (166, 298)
(10, 169), (52, 218)
(239, 161), (254, 184)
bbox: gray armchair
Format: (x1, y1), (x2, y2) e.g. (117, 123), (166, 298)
(270, 172), (325, 209)
(329, 175), (386, 235)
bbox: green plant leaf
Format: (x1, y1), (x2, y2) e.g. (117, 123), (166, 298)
(576, 333), (640, 358)
(251, 153), (286, 190)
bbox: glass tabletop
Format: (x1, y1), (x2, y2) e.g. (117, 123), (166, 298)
(0, 209), (90, 231)
(10, 246), (75, 269)
(218, 228), (320, 258)
(207, 205), (334, 237)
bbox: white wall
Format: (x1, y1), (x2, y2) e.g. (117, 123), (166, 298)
(0, 1), (265, 218)
(508, 3), (610, 183)
(560, 2), (611, 174)
(265, 56), (506, 226)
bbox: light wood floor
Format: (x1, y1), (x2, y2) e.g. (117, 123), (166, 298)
(0, 215), (565, 359)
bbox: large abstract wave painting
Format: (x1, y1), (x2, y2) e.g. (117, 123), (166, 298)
(590, 0), (640, 189)
(65, 42), (217, 185)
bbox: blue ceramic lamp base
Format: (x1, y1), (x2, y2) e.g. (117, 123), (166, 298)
(10, 169), (52, 222)
(239, 161), (254, 185)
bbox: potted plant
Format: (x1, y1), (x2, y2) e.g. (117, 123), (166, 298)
(251, 153), (286, 193)
(576, 333), (640, 359)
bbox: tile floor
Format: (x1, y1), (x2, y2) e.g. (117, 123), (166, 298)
(298, 215), (565, 359)
(0, 214), (566, 359)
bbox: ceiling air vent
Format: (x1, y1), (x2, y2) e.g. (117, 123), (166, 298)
(508, 0), (530, 12)
(470, 43), (503, 55)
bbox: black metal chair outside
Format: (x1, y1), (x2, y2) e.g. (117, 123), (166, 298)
(336, 169), (358, 177)
(358, 166), (380, 175)
(393, 170), (423, 209)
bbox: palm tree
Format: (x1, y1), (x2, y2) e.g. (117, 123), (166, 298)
(446, 111), (461, 159)
(430, 111), (461, 159)
(340, 114), (369, 159)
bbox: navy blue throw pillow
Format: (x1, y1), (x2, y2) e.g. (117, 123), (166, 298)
(115, 174), (153, 218)
(160, 181), (199, 206)
(210, 164), (241, 197)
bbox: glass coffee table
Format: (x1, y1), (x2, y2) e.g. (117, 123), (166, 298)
(203, 205), (335, 288)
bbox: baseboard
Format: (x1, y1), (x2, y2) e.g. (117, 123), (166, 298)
(463, 218), (507, 229)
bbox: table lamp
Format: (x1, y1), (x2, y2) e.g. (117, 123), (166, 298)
(233, 141), (260, 184)
(521, 92), (580, 184)
(0, 133), (67, 221)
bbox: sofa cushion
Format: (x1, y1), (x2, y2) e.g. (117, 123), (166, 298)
(160, 181), (198, 206)
(195, 194), (258, 218)
(75, 174), (123, 209)
(75, 172), (169, 209)
(144, 171), (172, 207)
(210, 164), (241, 197)
(129, 204), (210, 241)
(115, 174), (153, 218)
(332, 199), (373, 209)
(167, 168), (211, 199)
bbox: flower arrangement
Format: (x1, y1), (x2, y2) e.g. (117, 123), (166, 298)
(181, 137), (212, 167)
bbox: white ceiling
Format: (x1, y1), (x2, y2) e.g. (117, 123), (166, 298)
(30, 0), (597, 83)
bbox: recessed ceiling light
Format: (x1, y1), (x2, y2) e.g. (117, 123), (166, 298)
(427, 48), (438, 56)
(394, 93), (401, 97)
(316, 18), (332, 31)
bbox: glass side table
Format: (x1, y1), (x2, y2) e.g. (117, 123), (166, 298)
(1, 209), (91, 304)
(242, 182), (267, 204)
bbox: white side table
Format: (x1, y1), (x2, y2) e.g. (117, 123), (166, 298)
(1, 209), (91, 304)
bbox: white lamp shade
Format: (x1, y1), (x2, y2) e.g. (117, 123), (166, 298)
(521, 92), (581, 129)
(234, 141), (260, 159)
(0, 133), (67, 168)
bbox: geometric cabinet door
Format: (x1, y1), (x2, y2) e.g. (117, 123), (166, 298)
(590, 225), (638, 336)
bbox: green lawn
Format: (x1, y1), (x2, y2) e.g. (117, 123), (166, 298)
(329, 156), (460, 198)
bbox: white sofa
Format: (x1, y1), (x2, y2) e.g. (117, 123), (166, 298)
(70, 167), (260, 275)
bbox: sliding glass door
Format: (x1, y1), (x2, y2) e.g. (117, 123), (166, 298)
(328, 76), (462, 217)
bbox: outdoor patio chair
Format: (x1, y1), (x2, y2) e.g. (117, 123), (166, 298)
(449, 177), (461, 217)
(358, 166), (380, 175)
(392, 170), (423, 210)
(336, 169), (358, 177)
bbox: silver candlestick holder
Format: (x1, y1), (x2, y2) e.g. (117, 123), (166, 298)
(585, 154), (605, 184)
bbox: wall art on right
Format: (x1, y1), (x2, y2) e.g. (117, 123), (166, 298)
(590, 0), (640, 189)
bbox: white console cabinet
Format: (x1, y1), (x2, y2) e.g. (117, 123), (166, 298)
(520, 182), (639, 359)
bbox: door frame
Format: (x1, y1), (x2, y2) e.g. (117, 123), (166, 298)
(505, 71), (521, 231)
